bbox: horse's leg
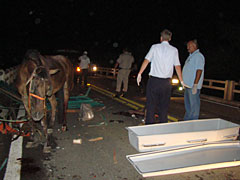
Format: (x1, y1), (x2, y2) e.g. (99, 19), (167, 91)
(63, 83), (70, 131)
(48, 95), (57, 129)
(25, 120), (43, 149)
(56, 87), (67, 131)
(41, 115), (50, 153)
(41, 95), (57, 153)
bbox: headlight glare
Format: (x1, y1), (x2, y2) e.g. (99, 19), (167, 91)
(172, 79), (179, 84)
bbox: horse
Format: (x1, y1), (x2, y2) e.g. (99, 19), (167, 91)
(16, 49), (74, 153)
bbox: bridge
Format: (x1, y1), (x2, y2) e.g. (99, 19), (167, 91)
(1, 65), (240, 103)
(0, 66), (240, 179)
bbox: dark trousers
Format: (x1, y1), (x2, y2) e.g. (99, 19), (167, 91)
(145, 76), (172, 124)
(79, 69), (88, 86)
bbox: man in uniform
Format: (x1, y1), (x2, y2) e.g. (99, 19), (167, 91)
(114, 48), (135, 97)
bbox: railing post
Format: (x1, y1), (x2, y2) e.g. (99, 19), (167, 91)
(224, 80), (235, 101)
(227, 81), (235, 101)
(224, 80), (229, 100)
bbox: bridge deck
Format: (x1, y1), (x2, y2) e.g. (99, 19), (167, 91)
(1, 75), (240, 180)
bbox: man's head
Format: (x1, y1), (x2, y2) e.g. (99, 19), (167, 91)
(123, 48), (129, 53)
(83, 51), (88, 55)
(187, 39), (198, 53)
(160, 29), (172, 42)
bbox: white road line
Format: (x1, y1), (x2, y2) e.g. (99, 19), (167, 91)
(4, 105), (25, 180)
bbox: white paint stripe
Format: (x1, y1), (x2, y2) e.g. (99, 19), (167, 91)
(4, 105), (25, 180)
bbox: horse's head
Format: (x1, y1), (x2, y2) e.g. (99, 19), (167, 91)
(27, 66), (59, 121)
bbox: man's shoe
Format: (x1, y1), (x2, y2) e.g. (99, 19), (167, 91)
(120, 92), (126, 97)
(114, 92), (121, 98)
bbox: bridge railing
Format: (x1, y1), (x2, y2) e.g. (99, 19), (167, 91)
(97, 67), (118, 77)
(202, 79), (240, 101)
(0, 66), (18, 85)
(96, 67), (240, 102)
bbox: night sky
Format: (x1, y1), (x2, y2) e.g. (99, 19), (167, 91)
(1, 0), (240, 80)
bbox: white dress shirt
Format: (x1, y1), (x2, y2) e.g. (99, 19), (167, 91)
(145, 41), (180, 78)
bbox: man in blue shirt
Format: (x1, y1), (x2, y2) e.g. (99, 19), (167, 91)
(182, 39), (205, 120)
(137, 29), (184, 124)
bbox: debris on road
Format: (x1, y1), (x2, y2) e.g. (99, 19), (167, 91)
(88, 122), (105, 127)
(78, 103), (94, 121)
(113, 149), (117, 164)
(112, 111), (132, 116)
(88, 137), (103, 142)
(100, 113), (108, 125)
(73, 139), (82, 144)
(109, 120), (124, 123)
(96, 106), (106, 112)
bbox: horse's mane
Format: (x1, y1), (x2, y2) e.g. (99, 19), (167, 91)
(22, 49), (50, 79)
(23, 49), (42, 66)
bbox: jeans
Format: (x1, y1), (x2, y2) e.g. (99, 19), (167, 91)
(184, 88), (201, 120)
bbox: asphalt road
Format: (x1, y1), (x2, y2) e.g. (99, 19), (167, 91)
(1, 75), (240, 180)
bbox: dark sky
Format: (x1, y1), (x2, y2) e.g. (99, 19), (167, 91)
(1, 0), (240, 80)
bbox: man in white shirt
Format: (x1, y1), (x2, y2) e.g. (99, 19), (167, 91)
(78, 51), (90, 87)
(137, 29), (184, 124)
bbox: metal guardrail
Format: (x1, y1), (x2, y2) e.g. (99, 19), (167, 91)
(0, 66), (239, 102)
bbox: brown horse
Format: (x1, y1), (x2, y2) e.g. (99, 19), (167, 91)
(16, 49), (74, 152)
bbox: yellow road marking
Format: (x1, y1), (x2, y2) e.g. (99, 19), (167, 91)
(88, 84), (178, 122)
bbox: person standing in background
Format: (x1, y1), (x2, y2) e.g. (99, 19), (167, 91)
(182, 39), (205, 120)
(114, 48), (135, 97)
(137, 29), (185, 125)
(78, 51), (90, 88)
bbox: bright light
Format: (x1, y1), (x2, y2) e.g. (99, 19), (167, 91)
(92, 66), (97, 71)
(178, 87), (183, 91)
(172, 79), (179, 84)
(76, 66), (81, 72)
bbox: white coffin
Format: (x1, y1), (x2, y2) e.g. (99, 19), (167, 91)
(126, 141), (240, 177)
(126, 118), (240, 152)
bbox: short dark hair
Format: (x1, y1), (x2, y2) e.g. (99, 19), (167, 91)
(161, 29), (172, 41)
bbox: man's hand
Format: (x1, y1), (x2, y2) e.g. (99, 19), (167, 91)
(113, 68), (116, 76)
(181, 81), (191, 88)
(192, 84), (198, 95)
(137, 74), (142, 86)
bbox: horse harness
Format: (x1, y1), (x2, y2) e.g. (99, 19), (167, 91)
(28, 76), (47, 115)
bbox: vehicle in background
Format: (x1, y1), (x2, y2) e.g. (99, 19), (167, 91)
(130, 72), (183, 96)
(89, 64), (98, 75)
(75, 63), (98, 81)
(171, 74), (184, 95)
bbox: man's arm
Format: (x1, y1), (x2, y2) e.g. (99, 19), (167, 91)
(174, 65), (183, 82)
(137, 59), (150, 86)
(191, 69), (203, 94)
(194, 69), (203, 84)
(114, 62), (119, 69)
(138, 59), (150, 75)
